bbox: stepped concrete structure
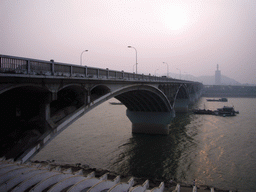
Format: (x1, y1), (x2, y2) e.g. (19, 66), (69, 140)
(0, 157), (220, 192)
(0, 54), (203, 163)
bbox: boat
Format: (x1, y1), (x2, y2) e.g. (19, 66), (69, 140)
(192, 108), (214, 114)
(109, 102), (123, 105)
(213, 106), (239, 116)
(206, 98), (228, 102)
(193, 103), (213, 114)
(193, 105), (239, 116)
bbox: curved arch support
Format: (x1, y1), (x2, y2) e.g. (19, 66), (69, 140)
(172, 84), (190, 113)
(112, 84), (173, 112)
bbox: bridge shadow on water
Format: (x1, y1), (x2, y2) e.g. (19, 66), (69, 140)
(111, 112), (198, 182)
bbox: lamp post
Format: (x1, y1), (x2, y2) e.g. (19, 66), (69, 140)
(176, 68), (181, 79)
(80, 50), (88, 66)
(155, 69), (159, 76)
(163, 62), (169, 77)
(128, 46), (137, 74)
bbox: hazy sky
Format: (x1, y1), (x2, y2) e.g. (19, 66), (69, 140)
(1, 0), (256, 84)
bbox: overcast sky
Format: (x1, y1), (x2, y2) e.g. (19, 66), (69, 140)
(1, 0), (255, 84)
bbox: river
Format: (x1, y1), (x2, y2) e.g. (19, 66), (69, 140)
(32, 97), (256, 191)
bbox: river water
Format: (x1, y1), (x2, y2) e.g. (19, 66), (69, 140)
(32, 97), (256, 191)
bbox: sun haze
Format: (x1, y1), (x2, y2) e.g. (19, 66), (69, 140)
(0, 0), (255, 84)
(158, 3), (189, 31)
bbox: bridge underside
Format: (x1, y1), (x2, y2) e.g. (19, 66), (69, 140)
(0, 55), (203, 162)
(115, 89), (171, 112)
(0, 80), (202, 162)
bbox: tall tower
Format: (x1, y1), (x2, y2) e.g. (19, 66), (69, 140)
(215, 64), (221, 85)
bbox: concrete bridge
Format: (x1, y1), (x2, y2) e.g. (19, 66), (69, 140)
(0, 54), (203, 162)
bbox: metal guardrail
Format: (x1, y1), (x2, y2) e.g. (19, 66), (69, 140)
(0, 54), (183, 82)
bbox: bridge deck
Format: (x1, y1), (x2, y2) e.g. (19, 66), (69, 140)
(0, 54), (195, 84)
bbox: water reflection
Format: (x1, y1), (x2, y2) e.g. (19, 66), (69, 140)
(32, 98), (256, 191)
(111, 113), (198, 182)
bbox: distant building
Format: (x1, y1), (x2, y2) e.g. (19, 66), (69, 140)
(215, 64), (221, 85)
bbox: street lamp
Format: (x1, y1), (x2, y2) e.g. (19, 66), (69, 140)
(176, 68), (181, 79)
(163, 62), (169, 77)
(155, 69), (159, 76)
(128, 46), (137, 74)
(80, 50), (88, 66)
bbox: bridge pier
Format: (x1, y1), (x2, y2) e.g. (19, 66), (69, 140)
(189, 93), (200, 104)
(39, 93), (52, 121)
(126, 110), (175, 135)
(39, 102), (51, 131)
(174, 99), (189, 113)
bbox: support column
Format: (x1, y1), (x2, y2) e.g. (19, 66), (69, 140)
(174, 99), (189, 112)
(126, 110), (175, 135)
(39, 102), (50, 121)
(39, 93), (52, 131)
(87, 93), (91, 104)
(189, 93), (198, 104)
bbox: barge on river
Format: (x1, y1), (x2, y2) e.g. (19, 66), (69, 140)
(206, 98), (228, 102)
(214, 106), (239, 116)
(193, 106), (239, 116)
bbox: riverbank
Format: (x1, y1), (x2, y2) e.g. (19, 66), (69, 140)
(202, 85), (256, 98)
(32, 160), (234, 192)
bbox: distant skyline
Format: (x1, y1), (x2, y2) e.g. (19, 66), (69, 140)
(1, 0), (256, 84)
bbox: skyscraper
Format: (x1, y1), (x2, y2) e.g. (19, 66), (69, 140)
(215, 64), (221, 85)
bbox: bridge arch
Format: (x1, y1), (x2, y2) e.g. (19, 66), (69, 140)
(174, 84), (189, 100)
(58, 83), (88, 92)
(158, 83), (190, 108)
(172, 84), (191, 112)
(90, 84), (111, 102)
(111, 84), (172, 112)
(50, 84), (87, 123)
(186, 83), (203, 103)
(56, 84), (87, 106)
(0, 83), (50, 95)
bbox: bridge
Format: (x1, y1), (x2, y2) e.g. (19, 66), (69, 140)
(0, 54), (203, 162)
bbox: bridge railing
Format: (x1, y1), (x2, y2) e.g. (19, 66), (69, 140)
(0, 54), (184, 83)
